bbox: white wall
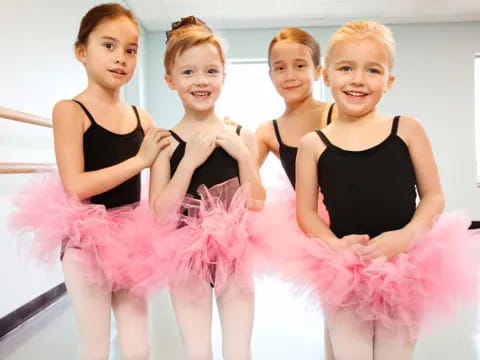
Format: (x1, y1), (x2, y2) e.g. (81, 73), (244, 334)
(0, 0), (146, 318)
(145, 22), (480, 218)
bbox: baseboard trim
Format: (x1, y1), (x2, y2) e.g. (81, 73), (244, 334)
(0, 283), (66, 340)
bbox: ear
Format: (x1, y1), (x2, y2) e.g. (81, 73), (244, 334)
(164, 74), (176, 90)
(384, 74), (395, 93)
(75, 44), (87, 65)
(322, 67), (331, 87)
(314, 65), (323, 81)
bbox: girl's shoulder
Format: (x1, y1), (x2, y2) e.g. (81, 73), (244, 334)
(256, 119), (275, 135)
(255, 119), (278, 145)
(133, 107), (155, 132)
(52, 99), (86, 127)
(309, 101), (335, 128)
(395, 114), (426, 145)
(298, 130), (327, 160)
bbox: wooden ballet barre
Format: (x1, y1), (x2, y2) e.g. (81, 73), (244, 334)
(0, 162), (56, 174)
(0, 106), (52, 128)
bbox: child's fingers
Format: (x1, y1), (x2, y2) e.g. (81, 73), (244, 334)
(346, 234), (369, 244)
(355, 243), (378, 257)
(154, 129), (171, 143)
(158, 137), (171, 150)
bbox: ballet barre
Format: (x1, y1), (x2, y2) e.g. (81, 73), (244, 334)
(0, 162), (55, 174)
(0, 106), (52, 128)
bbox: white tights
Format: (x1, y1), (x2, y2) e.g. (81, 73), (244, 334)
(170, 278), (254, 360)
(63, 248), (150, 360)
(326, 308), (416, 360)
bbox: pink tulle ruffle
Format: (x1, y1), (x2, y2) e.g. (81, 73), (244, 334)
(252, 188), (479, 336)
(128, 178), (267, 297)
(8, 175), (163, 291)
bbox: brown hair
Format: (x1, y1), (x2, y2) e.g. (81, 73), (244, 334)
(164, 16), (225, 75)
(324, 20), (396, 70)
(268, 28), (321, 68)
(75, 3), (138, 47)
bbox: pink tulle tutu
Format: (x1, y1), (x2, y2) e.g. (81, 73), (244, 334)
(8, 174), (167, 291)
(127, 178), (268, 297)
(253, 189), (479, 336)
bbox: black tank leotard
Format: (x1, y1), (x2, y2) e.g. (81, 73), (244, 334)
(316, 116), (417, 238)
(273, 103), (335, 188)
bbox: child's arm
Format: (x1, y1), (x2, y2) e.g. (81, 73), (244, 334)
(296, 132), (368, 250)
(53, 100), (169, 200)
(254, 122), (272, 168)
(403, 116), (444, 233)
(239, 128), (266, 208)
(361, 116), (444, 260)
(150, 133), (215, 217)
(216, 127), (266, 208)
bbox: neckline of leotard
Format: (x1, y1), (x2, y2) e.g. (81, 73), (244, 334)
(272, 102), (335, 149)
(169, 125), (242, 143)
(73, 99), (141, 137)
(316, 115), (401, 155)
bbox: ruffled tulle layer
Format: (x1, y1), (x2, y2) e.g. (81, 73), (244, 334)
(252, 186), (479, 335)
(9, 176), (267, 297)
(127, 178), (268, 297)
(8, 175), (162, 290)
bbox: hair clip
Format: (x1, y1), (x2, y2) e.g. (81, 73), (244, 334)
(165, 16), (211, 43)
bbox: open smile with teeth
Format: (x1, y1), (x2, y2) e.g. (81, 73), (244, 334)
(191, 91), (211, 97)
(344, 91), (368, 97)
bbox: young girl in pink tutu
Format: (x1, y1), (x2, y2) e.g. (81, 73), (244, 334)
(254, 27), (336, 359)
(293, 20), (478, 359)
(145, 16), (265, 359)
(9, 4), (170, 358)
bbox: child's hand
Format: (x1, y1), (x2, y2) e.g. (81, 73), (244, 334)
(223, 116), (237, 126)
(215, 127), (249, 161)
(356, 229), (412, 261)
(327, 234), (369, 252)
(184, 132), (216, 169)
(136, 128), (170, 168)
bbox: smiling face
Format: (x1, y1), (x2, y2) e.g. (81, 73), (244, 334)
(165, 42), (225, 114)
(269, 40), (321, 105)
(324, 36), (395, 118)
(75, 16), (139, 90)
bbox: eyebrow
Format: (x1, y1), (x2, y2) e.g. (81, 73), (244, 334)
(178, 64), (221, 70)
(100, 36), (138, 47)
(335, 60), (384, 67)
(366, 62), (384, 68)
(272, 58), (309, 65)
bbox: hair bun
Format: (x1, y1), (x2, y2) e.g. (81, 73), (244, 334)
(166, 15), (211, 43)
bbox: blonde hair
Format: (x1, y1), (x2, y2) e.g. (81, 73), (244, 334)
(325, 20), (395, 70)
(164, 16), (225, 75)
(268, 27), (320, 67)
